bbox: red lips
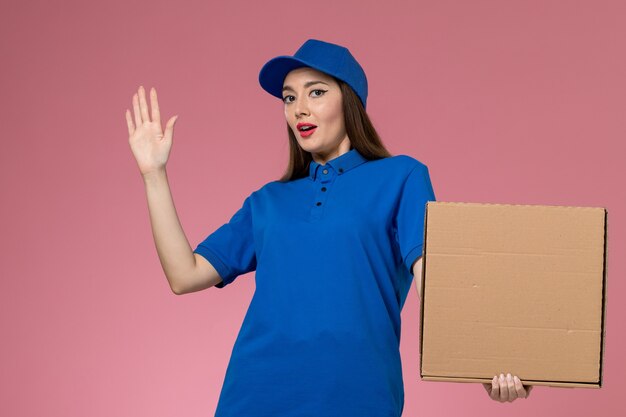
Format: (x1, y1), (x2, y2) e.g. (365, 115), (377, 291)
(297, 122), (317, 138)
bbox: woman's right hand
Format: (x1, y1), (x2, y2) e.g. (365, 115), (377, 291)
(125, 85), (179, 177)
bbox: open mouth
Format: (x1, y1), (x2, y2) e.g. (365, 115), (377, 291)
(297, 123), (318, 137)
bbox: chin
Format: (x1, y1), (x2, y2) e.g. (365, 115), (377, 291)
(299, 142), (325, 154)
(296, 138), (317, 149)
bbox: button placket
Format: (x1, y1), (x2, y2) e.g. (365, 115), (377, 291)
(310, 165), (336, 220)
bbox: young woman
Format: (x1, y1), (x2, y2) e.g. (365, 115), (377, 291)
(126, 39), (532, 417)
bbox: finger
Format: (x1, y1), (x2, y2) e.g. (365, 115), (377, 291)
(150, 87), (161, 127)
(163, 115), (179, 142)
(499, 374), (507, 402)
(513, 375), (527, 399)
(133, 93), (142, 127)
(506, 373), (518, 402)
(125, 109), (135, 136)
(138, 85), (151, 123)
(489, 376), (499, 401)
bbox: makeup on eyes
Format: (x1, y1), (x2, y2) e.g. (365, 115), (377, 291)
(283, 89), (328, 104)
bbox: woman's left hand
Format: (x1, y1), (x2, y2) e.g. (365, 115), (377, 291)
(483, 373), (533, 402)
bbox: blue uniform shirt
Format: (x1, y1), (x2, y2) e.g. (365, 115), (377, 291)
(193, 148), (436, 417)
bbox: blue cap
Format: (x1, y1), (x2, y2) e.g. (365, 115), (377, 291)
(259, 39), (368, 109)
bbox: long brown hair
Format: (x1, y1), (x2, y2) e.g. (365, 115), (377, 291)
(278, 77), (393, 182)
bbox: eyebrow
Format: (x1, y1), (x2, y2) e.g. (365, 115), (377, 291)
(282, 80), (330, 93)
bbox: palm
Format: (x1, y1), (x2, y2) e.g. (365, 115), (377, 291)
(129, 120), (170, 174)
(125, 86), (178, 176)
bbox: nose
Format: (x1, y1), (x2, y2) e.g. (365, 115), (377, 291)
(294, 96), (310, 118)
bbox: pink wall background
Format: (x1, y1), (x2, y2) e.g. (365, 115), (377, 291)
(1, 0), (623, 415)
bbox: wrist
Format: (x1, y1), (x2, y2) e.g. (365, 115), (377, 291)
(142, 168), (168, 184)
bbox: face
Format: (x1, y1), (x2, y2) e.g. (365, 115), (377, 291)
(282, 67), (351, 165)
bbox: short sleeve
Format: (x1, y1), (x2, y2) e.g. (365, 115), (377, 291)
(193, 195), (257, 288)
(394, 163), (436, 276)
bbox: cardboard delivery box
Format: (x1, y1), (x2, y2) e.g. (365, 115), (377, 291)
(419, 202), (608, 388)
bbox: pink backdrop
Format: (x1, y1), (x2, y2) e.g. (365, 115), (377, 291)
(1, 0), (623, 415)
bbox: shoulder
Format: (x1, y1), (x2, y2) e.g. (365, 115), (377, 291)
(255, 179), (291, 193)
(372, 154), (430, 178)
(248, 179), (293, 201)
(392, 154), (429, 169)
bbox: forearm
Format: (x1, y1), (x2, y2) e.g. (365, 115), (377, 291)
(142, 169), (195, 293)
(412, 256), (423, 301)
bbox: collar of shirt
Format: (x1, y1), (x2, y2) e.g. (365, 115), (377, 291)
(308, 148), (368, 181)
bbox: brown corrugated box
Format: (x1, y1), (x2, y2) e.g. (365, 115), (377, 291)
(419, 202), (608, 388)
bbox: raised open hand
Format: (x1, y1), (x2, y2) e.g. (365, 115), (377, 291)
(125, 85), (179, 177)
(483, 373), (533, 402)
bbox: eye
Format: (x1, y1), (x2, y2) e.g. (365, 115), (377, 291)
(311, 89), (327, 97)
(282, 95), (294, 104)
